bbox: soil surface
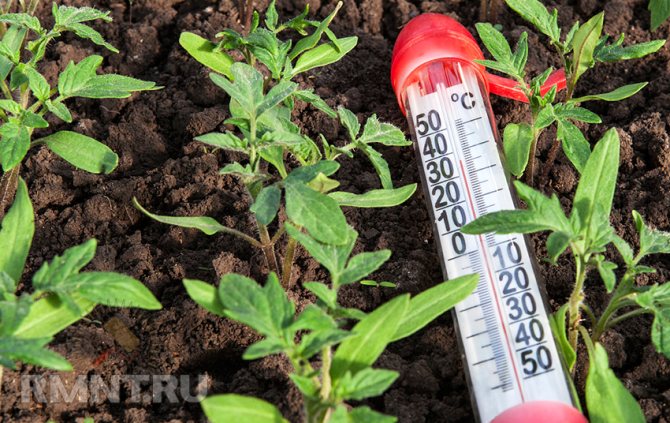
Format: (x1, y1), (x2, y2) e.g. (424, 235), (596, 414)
(2, 0), (670, 422)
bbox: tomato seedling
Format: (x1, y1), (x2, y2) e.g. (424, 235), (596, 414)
(464, 128), (670, 422)
(135, 1), (416, 288)
(0, 4), (157, 214)
(475, 0), (665, 182)
(0, 178), (161, 388)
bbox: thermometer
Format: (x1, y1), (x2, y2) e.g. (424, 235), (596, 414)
(391, 14), (586, 423)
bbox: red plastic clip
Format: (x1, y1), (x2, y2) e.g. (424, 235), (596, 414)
(391, 14), (566, 110)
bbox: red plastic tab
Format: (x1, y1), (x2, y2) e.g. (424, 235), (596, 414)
(492, 401), (587, 423)
(391, 14), (567, 111)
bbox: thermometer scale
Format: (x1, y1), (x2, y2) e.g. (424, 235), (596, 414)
(391, 14), (585, 423)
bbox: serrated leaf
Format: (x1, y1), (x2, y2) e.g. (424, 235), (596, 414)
(285, 181), (348, 245)
(0, 178), (33, 284)
(179, 32), (234, 78)
(329, 184), (416, 208)
(392, 274), (477, 341)
(265, 0), (279, 30)
(338, 106), (360, 141)
(549, 304), (576, 371)
(23, 67), (50, 101)
(557, 119), (591, 173)
(0, 121), (29, 171)
(285, 160), (340, 184)
(594, 256), (617, 292)
(243, 337), (285, 360)
(360, 144), (392, 189)
(67, 272), (161, 310)
(633, 210), (670, 257)
(331, 295), (409, 381)
(288, 3), (341, 60)
(45, 100), (72, 123)
(58, 56), (156, 98)
(303, 281), (338, 309)
(63, 22), (118, 53)
(211, 63), (263, 118)
(258, 80), (297, 117)
(505, 0), (560, 43)
(195, 132), (247, 153)
(358, 115), (411, 147)
(462, 180), (571, 235)
(285, 224), (356, 281)
(595, 38), (665, 62)
(502, 123), (533, 177)
(201, 394), (289, 423)
(250, 185), (281, 225)
(534, 105), (556, 129)
(298, 328), (350, 359)
(546, 231), (571, 263)
(554, 104), (601, 124)
(183, 279), (225, 317)
(571, 82), (647, 103)
(475, 23), (516, 75)
(586, 343), (645, 423)
(0, 13), (43, 33)
(40, 131), (118, 174)
(612, 234), (634, 265)
(291, 36), (357, 77)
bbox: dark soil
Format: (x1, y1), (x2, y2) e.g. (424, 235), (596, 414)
(2, 0), (670, 421)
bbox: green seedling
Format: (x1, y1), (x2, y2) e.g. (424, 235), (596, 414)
(464, 128), (670, 422)
(475, 0), (665, 183)
(184, 221), (478, 423)
(0, 177), (161, 388)
(360, 280), (397, 289)
(0, 3), (157, 214)
(136, 1), (416, 288)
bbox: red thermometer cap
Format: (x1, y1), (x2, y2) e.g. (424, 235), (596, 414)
(491, 401), (588, 423)
(390, 14), (566, 114)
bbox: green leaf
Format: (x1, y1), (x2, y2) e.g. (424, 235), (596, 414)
(338, 106), (360, 141)
(634, 284), (670, 358)
(556, 119), (591, 173)
(294, 90), (336, 118)
(513, 32), (529, 75)
(289, 3), (341, 60)
(132, 197), (229, 236)
(358, 115), (411, 147)
(650, 0), (670, 30)
(183, 279), (225, 316)
(298, 328), (351, 359)
(570, 82), (647, 103)
(462, 180), (571, 235)
(67, 272), (161, 310)
(569, 12), (603, 87)
(0, 100), (21, 115)
(23, 66), (50, 101)
(258, 80), (297, 116)
(612, 234), (635, 265)
(392, 274), (478, 342)
(0, 178), (33, 284)
(243, 337), (285, 360)
(0, 122), (29, 171)
(53, 5), (116, 52)
(45, 100), (72, 122)
(285, 224), (356, 280)
(0, 13), (43, 33)
(633, 210), (670, 257)
(335, 368), (399, 401)
(585, 343), (645, 423)
(265, 1), (279, 30)
(329, 184), (416, 208)
(502, 123), (533, 177)
(595, 37), (665, 62)
(303, 281), (338, 309)
(285, 181), (348, 245)
(40, 131), (118, 174)
(571, 128), (619, 238)
(179, 32), (234, 78)
(201, 394), (288, 423)
(546, 231), (571, 264)
(330, 406), (397, 423)
(331, 294), (409, 381)
(211, 63), (263, 118)
(0, 337), (72, 371)
(594, 256), (617, 292)
(58, 56), (156, 98)
(290, 374), (319, 398)
(554, 104), (602, 124)
(195, 132), (247, 153)
(339, 250), (391, 285)
(549, 304), (576, 371)
(218, 273), (293, 338)
(291, 36), (357, 77)
(475, 23), (516, 75)
(504, 0), (560, 43)
(13, 294), (95, 339)
(285, 160), (340, 184)
(360, 144), (392, 189)
(21, 111), (48, 129)
(251, 185), (281, 225)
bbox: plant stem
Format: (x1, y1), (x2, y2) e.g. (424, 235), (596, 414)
(281, 237), (298, 289)
(606, 308), (650, 330)
(525, 126), (540, 186)
(319, 347), (333, 423)
(258, 222), (280, 276)
(568, 254), (588, 352)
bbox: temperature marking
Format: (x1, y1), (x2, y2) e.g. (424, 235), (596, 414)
(406, 64), (572, 422)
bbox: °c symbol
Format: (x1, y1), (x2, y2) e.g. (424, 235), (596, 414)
(461, 92), (475, 109)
